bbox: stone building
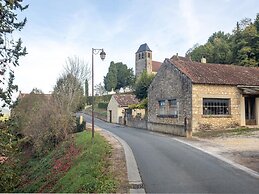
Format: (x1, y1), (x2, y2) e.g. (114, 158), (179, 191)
(148, 55), (259, 136)
(135, 43), (162, 77)
(107, 94), (145, 124)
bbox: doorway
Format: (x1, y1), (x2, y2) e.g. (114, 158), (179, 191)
(245, 96), (256, 125)
(109, 110), (112, 123)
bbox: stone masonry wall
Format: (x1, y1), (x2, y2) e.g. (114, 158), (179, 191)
(192, 84), (241, 131)
(148, 59), (192, 136)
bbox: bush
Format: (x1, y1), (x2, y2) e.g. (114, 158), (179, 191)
(98, 102), (108, 109)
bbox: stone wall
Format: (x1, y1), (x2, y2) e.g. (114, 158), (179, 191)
(147, 122), (186, 136)
(148, 59), (192, 136)
(126, 117), (147, 129)
(192, 84), (242, 131)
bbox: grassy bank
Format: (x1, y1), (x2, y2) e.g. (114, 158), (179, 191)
(193, 127), (259, 138)
(16, 131), (117, 193)
(85, 105), (107, 121)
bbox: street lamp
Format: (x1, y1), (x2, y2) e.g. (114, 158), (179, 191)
(91, 48), (106, 143)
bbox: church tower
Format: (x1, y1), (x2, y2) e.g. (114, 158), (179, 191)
(135, 43), (152, 77)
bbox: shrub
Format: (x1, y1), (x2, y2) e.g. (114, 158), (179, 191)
(98, 102), (108, 109)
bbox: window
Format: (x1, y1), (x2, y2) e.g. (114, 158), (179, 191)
(141, 52), (144, 59)
(203, 98), (230, 115)
(158, 100), (166, 115)
(148, 53), (151, 58)
(138, 53), (141, 59)
(168, 99), (178, 117)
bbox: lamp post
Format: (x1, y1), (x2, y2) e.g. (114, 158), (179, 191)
(91, 48), (106, 143)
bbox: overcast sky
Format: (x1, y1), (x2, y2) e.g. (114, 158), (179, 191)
(14, 0), (259, 95)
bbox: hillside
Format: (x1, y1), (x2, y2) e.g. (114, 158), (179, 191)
(15, 131), (120, 193)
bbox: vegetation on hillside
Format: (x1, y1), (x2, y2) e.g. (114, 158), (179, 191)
(15, 131), (117, 193)
(186, 13), (259, 67)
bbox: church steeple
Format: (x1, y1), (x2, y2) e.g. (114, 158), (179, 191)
(135, 43), (152, 77)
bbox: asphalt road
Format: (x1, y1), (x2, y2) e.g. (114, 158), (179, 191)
(81, 114), (259, 193)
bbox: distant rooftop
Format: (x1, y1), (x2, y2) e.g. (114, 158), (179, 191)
(136, 43), (151, 53)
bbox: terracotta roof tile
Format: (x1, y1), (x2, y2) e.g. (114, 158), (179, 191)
(170, 56), (259, 86)
(113, 94), (139, 107)
(152, 61), (162, 72)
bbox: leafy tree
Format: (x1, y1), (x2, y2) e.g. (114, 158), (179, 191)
(186, 13), (259, 67)
(0, 0), (28, 109)
(104, 61), (134, 91)
(0, 1), (28, 191)
(134, 70), (155, 100)
(104, 61), (117, 91)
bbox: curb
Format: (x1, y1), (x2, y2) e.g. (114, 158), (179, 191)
(101, 128), (146, 194)
(173, 138), (259, 179)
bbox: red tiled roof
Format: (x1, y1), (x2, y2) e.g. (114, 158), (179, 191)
(113, 94), (139, 107)
(152, 61), (162, 72)
(170, 56), (259, 86)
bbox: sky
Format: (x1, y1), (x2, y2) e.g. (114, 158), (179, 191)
(14, 0), (259, 95)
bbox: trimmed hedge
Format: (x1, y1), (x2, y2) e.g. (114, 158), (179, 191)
(98, 102), (108, 109)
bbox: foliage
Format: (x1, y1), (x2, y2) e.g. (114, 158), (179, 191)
(0, 0), (28, 109)
(11, 89), (70, 155)
(53, 73), (85, 113)
(95, 82), (106, 96)
(0, 121), (20, 192)
(85, 78), (89, 98)
(128, 98), (148, 109)
(53, 56), (90, 113)
(104, 61), (134, 91)
(134, 70), (155, 100)
(98, 102), (108, 109)
(16, 131), (117, 193)
(186, 13), (259, 67)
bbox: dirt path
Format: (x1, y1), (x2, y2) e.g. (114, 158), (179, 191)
(190, 131), (259, 173)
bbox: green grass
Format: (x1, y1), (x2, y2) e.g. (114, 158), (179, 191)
(16, 131), (117, 193)
(85, 105), (107, 120)
(193, 127), (259, 138)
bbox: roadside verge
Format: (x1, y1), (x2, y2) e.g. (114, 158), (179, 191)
(99, 128), (146, 193)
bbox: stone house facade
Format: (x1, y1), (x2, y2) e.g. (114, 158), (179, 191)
(107, 94), (145, 124)
(148, 55), (259, 136)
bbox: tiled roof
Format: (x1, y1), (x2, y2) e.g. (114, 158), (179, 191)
(170, 55), (259, 86)
(113, 94), (139, 107)
(152, 61), (162, 72)
(136, 43), (151, 53)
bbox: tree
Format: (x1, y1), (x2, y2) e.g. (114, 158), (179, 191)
(53, 56), (90, 112)
(64, 56), (91, 84)
(53, 73), (85, 113)
(85, 78), (89, 97)
(104, 61), (117, 91)
(95, 82), (106, 96)
(11, 89), (72, 155)
(186, 13), (259, 67)
(104, 61), (134, 92)
(134, 70), (155, 100)
(0, 0), (28, 109)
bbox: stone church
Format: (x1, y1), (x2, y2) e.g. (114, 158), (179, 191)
(135, 43), (161, 77)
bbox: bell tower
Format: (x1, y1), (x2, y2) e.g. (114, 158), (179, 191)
(135, 43), (152, 78)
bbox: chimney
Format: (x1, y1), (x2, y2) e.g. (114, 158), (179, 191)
(201, 56), (206, 63)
